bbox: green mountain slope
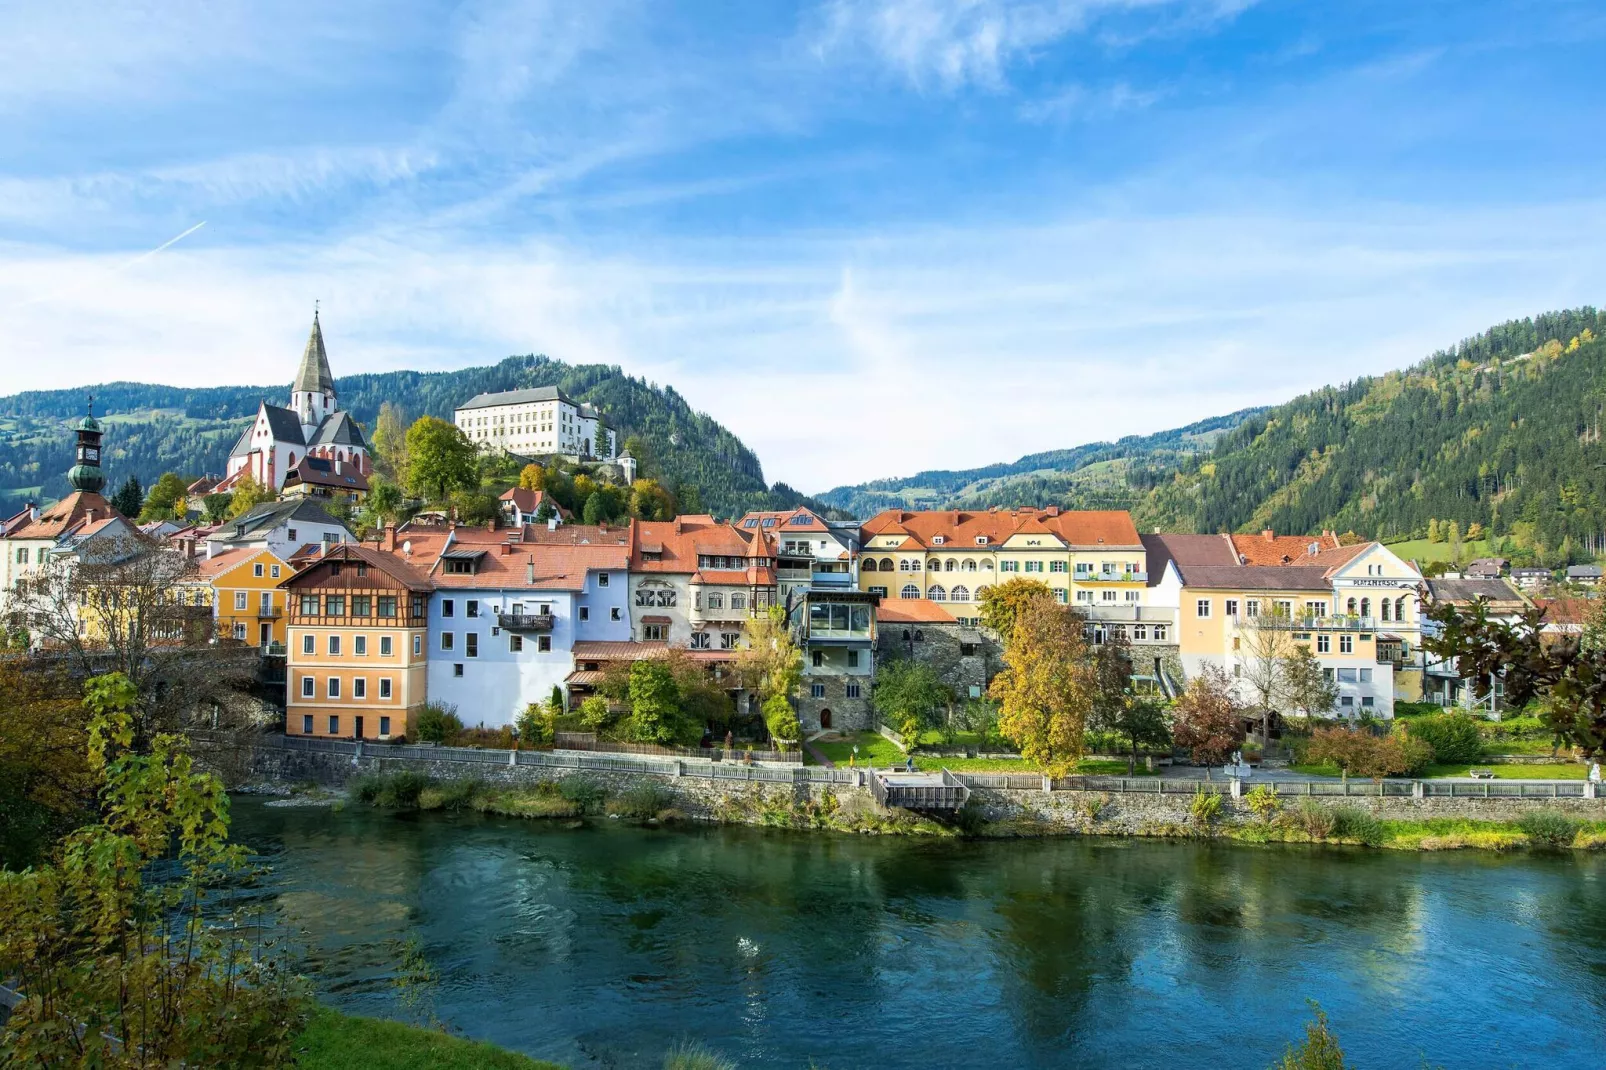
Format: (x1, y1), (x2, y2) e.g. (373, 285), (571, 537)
(0, 355), (809, 518)
(1136, 307), (1606, 558)
(815, 409), (1264, 517)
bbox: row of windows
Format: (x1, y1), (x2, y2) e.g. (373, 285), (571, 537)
(1087, 623), (1169, 642)
(1195, 596), (1413, 620)
(303, 714), (392, 736)
(298, 675), (394, 700)
(690, 632), (743, 649)
(300, 633), (415, 657)
(809, 683), (862, 698)
(250, 562), (283, 579)
(298, 594), (422, 618)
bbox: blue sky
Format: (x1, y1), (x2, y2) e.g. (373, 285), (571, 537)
(2, 0), (1604, 492)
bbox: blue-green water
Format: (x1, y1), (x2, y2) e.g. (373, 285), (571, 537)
(230, 798), (1606, 1068)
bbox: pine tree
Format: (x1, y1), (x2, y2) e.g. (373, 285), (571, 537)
(109, 476), (144, 519)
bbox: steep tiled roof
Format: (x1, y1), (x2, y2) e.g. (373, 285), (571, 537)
(1139, 532), (1236, 585)
(1229, 530), (1342, 566)
(425, 528), (629, 591)
(1536, 597), (1593, 627)
(876, 598), (958, 624)
(197, 546), (277, 579)
(572, 640), (668, 661)
(284, 456), (369, 492)
(859, 507), (1141, 550)
(738, 507), (831, 533)
(1425, 578), (1527, 606)
(8, 491), (119, 540)
(307, 410), (366, 448)
(217, 498), (345, 542)
(632, 516), (750, 573)
(261, 404), (307, 446)
(499, 487), (572, 519)
(286, 543), (436, 591)
(293, 311), (335, 394)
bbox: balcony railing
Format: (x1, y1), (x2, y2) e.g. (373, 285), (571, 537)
(497, 611), (555, 632)
(1078, 571), (1148, 583)
(257, 606), (283, 619)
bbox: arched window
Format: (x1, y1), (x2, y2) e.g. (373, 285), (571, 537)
(901, 584), (920, 599)
(898, 559), (911, 572)
(926, 559), (940, 572)
(861, 558), (877, 572)
(945, 558), (957, 572)
(902, 629), (912, 641)
(963, 559), (977, 571)
(928, 585), (947, 601)
(1360, 597), (1371, 619)
(1396, 596), (1409, 621)
(879, 557), (894, 571)
(975, 584), (992, 600)
(951, 585), (970, 602)
(983, 560), (995, 570)
(1381, 600), (1391, 622)
(913, 630), (924, 642)
(1346, 597), (1357, 615)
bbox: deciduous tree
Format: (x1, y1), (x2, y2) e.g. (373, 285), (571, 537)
(979, 577), (1056, 646)
(227, 471), (275, 519)
(1306, 727), (1431, 781)
(371, 401), (409, 480)
(404, 416), (477, 503)
(518, 463), (547, 491)
(139, 472), (190, 521)
(1172, 664), (1247, 777)
(871, 658), (952, 744)
(1282, 643), (1338, 717)
(626, 659), (692, 745)
(988, 597), (1095, 776)
(1241, 606), (1295, 741)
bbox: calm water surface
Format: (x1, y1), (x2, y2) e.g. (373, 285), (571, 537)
(230, 798), (1606, 1069)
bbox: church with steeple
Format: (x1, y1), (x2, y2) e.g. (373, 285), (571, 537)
(221, 310), (370, 492)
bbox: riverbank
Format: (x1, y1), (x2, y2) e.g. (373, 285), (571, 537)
(219, 735), (1606, 854)
(318, 768), (1606, 853)
(296, 1007), (562, 1069)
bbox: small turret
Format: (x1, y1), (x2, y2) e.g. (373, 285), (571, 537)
(67, 401), (105, 493)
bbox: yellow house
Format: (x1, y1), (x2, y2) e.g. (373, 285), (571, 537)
(1152, 532), (1424, 718)
(199, 547), (294, 652)
(857, 508), (1148, 622)
(284, 542), (434, 740)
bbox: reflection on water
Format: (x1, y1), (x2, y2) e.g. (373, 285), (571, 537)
(231, 800), (1606, 1069)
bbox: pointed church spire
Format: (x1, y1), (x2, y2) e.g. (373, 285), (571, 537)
(293, 306), (336, 395)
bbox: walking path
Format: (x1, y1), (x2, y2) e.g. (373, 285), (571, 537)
(801, 740), (836, 768)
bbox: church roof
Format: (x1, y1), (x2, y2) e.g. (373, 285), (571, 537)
(263, 404), (308, 445)
(308, 410), (366, 449)
(292, 311), (336, 395)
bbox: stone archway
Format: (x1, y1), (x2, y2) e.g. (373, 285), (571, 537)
(819, 708), (833, 729)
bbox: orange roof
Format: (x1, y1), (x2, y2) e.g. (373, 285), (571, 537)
(632, 516), (753, 574)
(196, 546), (275, 579)
(1228, 530), (1342, 566)
(876, 598), (959, 624)
(499, 487), (573, 519)
(285, 542), (437, 591)
(572, 640), (669, 661)
(859, 507), (1141, 550)
(428, 540), (630, 590)
(8, 491), (120, 540)
(1537, 597), (1594, 627)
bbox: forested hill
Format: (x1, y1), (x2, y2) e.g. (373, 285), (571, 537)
(1135, 307), (1606, 558)
(815, 409), (1264, 518)
(0, 355), (806, 517)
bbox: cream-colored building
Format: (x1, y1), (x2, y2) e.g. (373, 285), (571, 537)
(857, 508), (1149, 624)
(454, 387), (615, 460)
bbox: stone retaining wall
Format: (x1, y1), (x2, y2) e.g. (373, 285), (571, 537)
(227, 743), (1606, 834)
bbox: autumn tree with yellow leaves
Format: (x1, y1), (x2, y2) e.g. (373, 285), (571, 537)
(988, 596), (1096, 776)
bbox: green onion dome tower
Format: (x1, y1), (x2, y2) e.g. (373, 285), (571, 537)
(67, 402), (105, 493)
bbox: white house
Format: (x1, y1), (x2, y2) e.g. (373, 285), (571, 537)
(423, 526), (631, 728)
(205, 499), (354, 562)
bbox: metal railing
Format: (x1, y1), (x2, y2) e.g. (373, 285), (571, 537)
(496, 611), (555, 632)
(552, 732), (802, 765)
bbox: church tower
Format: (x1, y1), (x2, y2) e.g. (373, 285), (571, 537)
(291, 308), (336, 442)
(67, 403), (105, 493)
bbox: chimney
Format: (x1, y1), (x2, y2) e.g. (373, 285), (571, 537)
(1262, 529), (1275, 542)
(27, 501), (38, 521)
(526, 555), (535, 585)
(382, 523), (397, 553)
(487, 519), (496, 533)
(547, 516), (559, 532)
(501, 542), (512, 556)
(674, 517), (683, 535)
(84, 508), (96, 525)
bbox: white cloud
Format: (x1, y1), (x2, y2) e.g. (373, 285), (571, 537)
(4, 201), (1604, 496)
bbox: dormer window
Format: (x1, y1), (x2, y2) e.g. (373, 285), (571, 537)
(932, 536), (945, 545)
(444, 558), (475, 574)
(975, 536), (988, 545)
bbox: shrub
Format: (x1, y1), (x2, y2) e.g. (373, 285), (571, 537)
(1406, 714), (1483, 764)
(1330, 806), (1384, 847)
(516, 703), (554, 747)
(1392, 701), (1444, 719)
(1517, 810), (1577, 848)
(1293, 799), (1336, 841)
(432, 777), (482, 811)
(1245, 784), (1281, 822)
(354, 770), (432, 809)
(1274, 1004), (1349, 1070)
(558, 776), (607, 812)
(611, 781), (675, 820)
(1307, 727), (1431, 779)
(1189, 787), (1223, 828)
(415, 701), (464, 744)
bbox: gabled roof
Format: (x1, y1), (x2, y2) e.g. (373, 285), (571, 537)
(859, 507), (1142, 551)
(197, 545), (287, 580)
(285, 543), (435, 591)
(216, 498), (347, 542)
(308, 410), (366, 449)
(739, 507), (832, 534)
(499, 487), (573, 519)
(284, 455), (370, 492)
(423, 526), (629, 590)
(1536, 597), (1593, 628)
(1139, 532), (1237, 582)
(457, 386), (571, 411)
(632, 516), (753, 574)
(261, 404), (308, 446)
(1425, 578), (1527, 605)
(293, 311), (336, 395)
(7, 491), (119, 540)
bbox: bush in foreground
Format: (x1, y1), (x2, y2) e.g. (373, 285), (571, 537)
(1516, 810), (1577, 848)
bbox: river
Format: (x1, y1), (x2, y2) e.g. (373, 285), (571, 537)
(229, 798), (1606, 1069)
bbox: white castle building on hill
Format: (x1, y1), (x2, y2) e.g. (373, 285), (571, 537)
(221, 311), (370, 492)
(454, 387), (617, 461)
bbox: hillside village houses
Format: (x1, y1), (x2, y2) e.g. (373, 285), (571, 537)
(3, 349), (1556, 743)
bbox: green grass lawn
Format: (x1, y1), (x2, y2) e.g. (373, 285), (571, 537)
(810, 731), (905, 766)
(1383, 537), (1498, 564)
(294, 1007), (562, 1069)
(811, 732), (1155, 775)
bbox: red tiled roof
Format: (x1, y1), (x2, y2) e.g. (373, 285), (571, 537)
(8, 491), (120, 540)
(632, 516), (752, 574)
(876, 598), (959, 624)
(423, 533), (627, 591)
(499, 487), (573, 520)
(1537, 597), (1594, 627)
(860, 508), (1141, 550)
(1228, 530), (1342, 566)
